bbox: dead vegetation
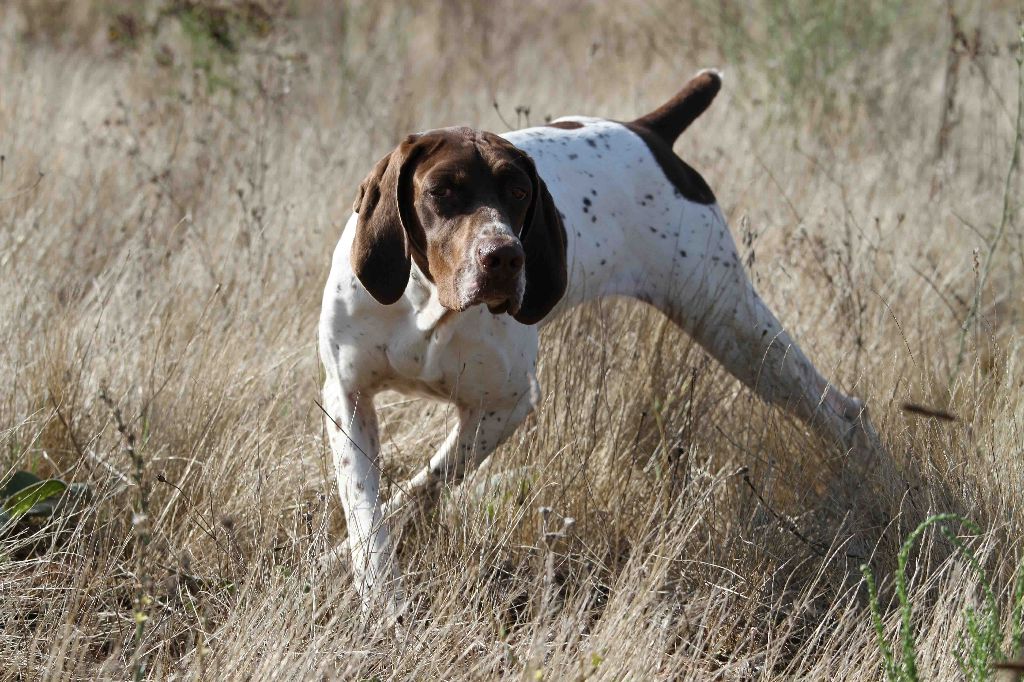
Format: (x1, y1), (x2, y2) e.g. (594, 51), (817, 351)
(1, 1), (1022, 679)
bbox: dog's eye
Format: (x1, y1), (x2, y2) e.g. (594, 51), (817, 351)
(510, 187), (527, 200)
(430, 186), (454, 199)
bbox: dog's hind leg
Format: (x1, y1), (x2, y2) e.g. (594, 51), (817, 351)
(657, 230), (862, 444)
(650, 214), (910, 550)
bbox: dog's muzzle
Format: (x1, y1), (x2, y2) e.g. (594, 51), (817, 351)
(462, 237), (525, 315)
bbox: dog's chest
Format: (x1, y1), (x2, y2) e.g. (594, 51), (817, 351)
(381, 302), (540, 407)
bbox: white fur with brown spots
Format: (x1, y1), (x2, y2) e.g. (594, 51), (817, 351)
(318, 69), (877, 620)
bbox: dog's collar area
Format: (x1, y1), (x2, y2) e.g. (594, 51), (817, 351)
(408, 264), (457, 335)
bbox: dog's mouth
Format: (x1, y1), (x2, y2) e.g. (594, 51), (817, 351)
(478, 286), (521, 315)
(454, 261), (524, 316)
(486, 299), (513, 315)
(459, 288), (520, 316)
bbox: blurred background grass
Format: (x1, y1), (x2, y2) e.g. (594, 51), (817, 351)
(1, 1), (1022, 679)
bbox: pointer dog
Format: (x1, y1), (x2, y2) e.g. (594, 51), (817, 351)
(319, 69), (872, 615)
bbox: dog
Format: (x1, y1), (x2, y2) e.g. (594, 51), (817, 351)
(318, 69), (877, 617)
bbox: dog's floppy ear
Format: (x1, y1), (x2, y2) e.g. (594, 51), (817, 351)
(514, 155), (568, 325)
(351, 136), (421, 305)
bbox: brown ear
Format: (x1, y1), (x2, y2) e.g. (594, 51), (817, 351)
(350, 137), (421, 305)
(513, 157), (568, 325)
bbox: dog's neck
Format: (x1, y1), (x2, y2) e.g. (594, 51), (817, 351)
(407, 262), (456, 334)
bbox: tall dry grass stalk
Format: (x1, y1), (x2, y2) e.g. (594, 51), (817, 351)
(1, 1), (1022, 679)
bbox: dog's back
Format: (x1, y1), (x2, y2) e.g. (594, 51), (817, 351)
(502, 69), (731, 321)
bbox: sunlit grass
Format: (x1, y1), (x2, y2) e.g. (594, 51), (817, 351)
(1, 1), (1022, 679)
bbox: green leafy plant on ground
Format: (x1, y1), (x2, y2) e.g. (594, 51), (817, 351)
(0, 469), (90, 535)
(863, 514), (1024, 682)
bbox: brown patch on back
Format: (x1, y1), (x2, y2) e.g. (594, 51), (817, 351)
(618, 69), (722, 205)
(623, 122), (716, 205)
(545, 120), (584, 130)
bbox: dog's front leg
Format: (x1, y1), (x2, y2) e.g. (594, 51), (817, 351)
(383, 399), (534, 524)
(322, 383), (403, 616)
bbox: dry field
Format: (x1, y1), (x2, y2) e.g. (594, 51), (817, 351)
(1, 1), (1023, 679)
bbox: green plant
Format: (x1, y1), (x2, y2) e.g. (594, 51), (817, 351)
(0, 469), (90, 530)
(863, 514), (1024, 682)
(99, 387), (152, 682)
(708, 0), (906, 121)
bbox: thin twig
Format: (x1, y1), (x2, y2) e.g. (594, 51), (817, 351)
(740, 467), (829, 558)
(951, 22), (1024, 385)
(492, 100), (513, 130)
(47, 392), (86, 463)
(155, 473), (231, 556)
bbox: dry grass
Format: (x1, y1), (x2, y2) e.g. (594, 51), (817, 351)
(1, 1), (1022, 679)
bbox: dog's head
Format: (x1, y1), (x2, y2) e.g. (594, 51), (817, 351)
(350, 127), (567, 325)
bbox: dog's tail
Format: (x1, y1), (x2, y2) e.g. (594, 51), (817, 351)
(630, 69), (721, 144)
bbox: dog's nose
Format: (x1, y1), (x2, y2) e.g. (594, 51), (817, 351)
(477, 241), (524, 277)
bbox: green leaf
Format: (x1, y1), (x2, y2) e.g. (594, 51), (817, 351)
(25, 498), (58, 517)
(3, 480), (67, 519)
(1, 470), (43, 498)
